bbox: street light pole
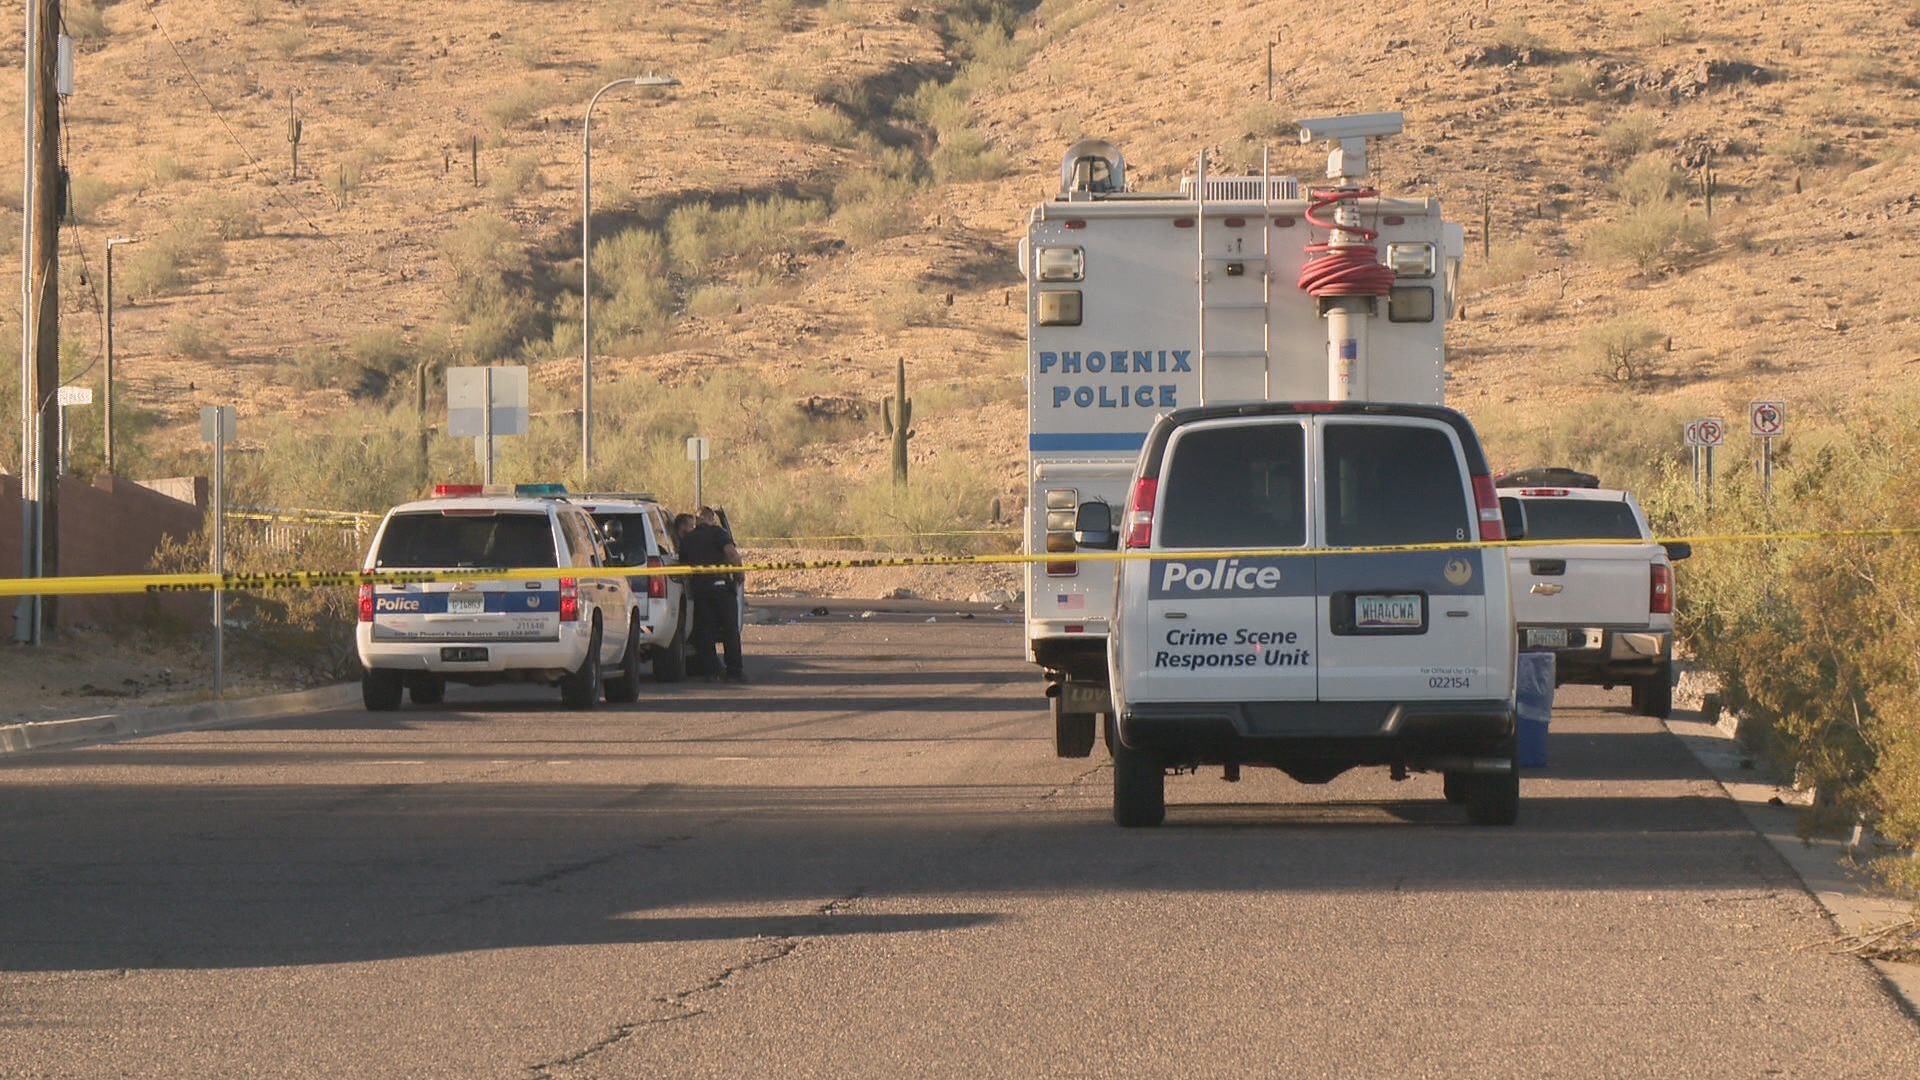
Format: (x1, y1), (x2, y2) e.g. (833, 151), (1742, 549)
(582, 73), (677, 488)
(103, 235), (134, 476)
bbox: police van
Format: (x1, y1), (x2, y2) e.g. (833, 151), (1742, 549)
(1020, 112), (1463, 760)
(355, 484), (641, 711)
(1091, 401), (1522, 827)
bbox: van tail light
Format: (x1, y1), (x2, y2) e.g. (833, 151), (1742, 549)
(358, 584), (374, 622)
(1650, 563), (1673, 615)
(1123, 478), (1158, 549)
(1471, 475), (1506, 542)
(644, 556), (668, 599)
(559, 577), (580, 622)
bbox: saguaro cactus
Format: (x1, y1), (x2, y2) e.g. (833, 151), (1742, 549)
(882, 357), (913, 485)
(287, 95), (303, 180)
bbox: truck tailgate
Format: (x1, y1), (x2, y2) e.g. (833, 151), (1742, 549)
(1507, 543), (1654, 627)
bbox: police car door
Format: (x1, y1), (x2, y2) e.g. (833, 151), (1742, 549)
(1128, 417), (1317, 705)
(1313, 417), (1491, 702)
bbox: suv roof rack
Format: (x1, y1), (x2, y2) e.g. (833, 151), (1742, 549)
(574, 491), (661, 504)
(1494, 467), (1600, 489)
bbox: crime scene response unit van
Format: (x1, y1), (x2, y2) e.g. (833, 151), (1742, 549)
(355, 484), (641, 711)
(1020, 112), (1465, 760)
(1094, 401), (1522, 828)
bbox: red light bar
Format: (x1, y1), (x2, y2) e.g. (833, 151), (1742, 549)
(1519, 488), (1569, 497)
(433, 484), (484, 497)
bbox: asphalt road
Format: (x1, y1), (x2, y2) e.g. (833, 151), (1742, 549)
(2, 599), (1916, 1078)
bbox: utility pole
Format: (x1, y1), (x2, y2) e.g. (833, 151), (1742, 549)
(18, 0), (62, 642)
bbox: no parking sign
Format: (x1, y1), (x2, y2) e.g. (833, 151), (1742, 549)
(1750, 400), (1785, 439)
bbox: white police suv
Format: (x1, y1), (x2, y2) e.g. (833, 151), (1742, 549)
(355, 484), (641, 711)
(1091, 402), (1522, 827)
(574, 492), (691, 682)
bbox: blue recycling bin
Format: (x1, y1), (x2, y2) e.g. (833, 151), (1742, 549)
(1516, 651), (1556, 768)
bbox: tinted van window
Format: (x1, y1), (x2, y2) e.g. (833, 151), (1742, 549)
(1518, 499), (1642, 541)
(1322, 422), (1471, 548)
(591, 511), (654, 565)
(373, 511), (558, 569)
(1158, 423), (1306, 549)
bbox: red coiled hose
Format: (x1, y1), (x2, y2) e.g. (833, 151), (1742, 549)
(1297, 187), (1396, 297)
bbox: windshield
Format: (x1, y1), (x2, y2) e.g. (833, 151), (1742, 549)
(372, 511), (558, 569)
(1516, 499), (1643, 541)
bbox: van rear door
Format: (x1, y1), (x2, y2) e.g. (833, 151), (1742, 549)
(1118, 418), (1317, 705)
(1314, 418), (1494, 702)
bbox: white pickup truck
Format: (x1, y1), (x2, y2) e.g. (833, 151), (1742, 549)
(1496, 469), (1691, 719)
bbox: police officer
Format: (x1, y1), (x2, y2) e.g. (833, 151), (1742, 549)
(678, 507), (746, 683)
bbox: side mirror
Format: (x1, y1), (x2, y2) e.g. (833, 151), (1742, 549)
(1662, 541), (1692, 562)
(1071, 500), (1118, 551)
(1499, 496), (1528, 543)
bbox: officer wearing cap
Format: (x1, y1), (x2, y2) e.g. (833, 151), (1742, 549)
(678, 506), (746, 683)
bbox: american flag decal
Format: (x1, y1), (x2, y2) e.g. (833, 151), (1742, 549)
(1054, 593), (1085, 611)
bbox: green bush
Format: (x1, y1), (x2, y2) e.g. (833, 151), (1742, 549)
(665, 195), (826, 279)
(122, 219), (226, 299)
(1584, 200), (1713, 272)
(1599, 112), (1662, 161)
(1580, 317), (1663, 384)
(931, 129), (1007, 183)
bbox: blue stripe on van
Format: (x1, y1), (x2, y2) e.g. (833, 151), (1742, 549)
(1029, 432), (1147, 452)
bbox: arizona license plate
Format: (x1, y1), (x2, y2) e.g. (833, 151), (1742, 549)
(1355, 593), (1422, 629)
(447, 593), (486, 615)
(1526, 628), (1570, 648)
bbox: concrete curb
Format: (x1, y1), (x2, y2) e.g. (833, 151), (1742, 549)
(1665, 712), (1920, 1019)
(0, 683), (360, 755)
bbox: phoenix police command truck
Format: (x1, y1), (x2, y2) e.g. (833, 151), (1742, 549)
(1020, 112), (1466, 759)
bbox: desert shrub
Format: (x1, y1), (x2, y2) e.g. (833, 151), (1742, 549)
(438, 213), (539, 359)
(166, 318), (228, 361)
(1635, 12), (1693, 47)
(1770, 130), (1828, 168)
(874, 286), (946, 333)
(1472, 240), (1537, 291)
(486, 82), (557, 129)
(487, 153), (544, 206)
(1492, 17), (1542, 52)
(844, 455), (1006, 554)
(147, 153), (194, 186)
(272, 24), (309, 60)
(122, 218), (226, 299)
(185, 193), (263, 240)
(1585, 200), (1713, 272)
(833, 171), (922, 244)
(665, 195), (827, 278)
(1613, 154), (1687, 205)
(590, 226), (675, 343)
(931, 128), (1007, 183)
(66, 175), (116, 223)
(686, 285), (742, 318)
(65, 1), (108, 41)
(1472, 397), (1692, 495)
(1547, 63), (1602, 102)
(1581, 317), (1663, 383)
(796, 108), (859, 147)
(1600, 112), (1661, 161)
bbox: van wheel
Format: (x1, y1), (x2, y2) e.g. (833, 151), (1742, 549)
(408, 676), (446, 706)
(1052, 696), (1097, 758)
(560, 622), (603, 711)
(1464, 745), (1520, 826)
(1634, 669), (1672, 719)
(362, 670), (403, 712)
(1112, 737), (1166, 827)
(652, 600), (688, 683)
(1442, 771), (1469, 804)
(605, 617), (642, 704)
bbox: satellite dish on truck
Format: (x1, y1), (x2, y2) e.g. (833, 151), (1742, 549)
(1059, 139), (1125, 197)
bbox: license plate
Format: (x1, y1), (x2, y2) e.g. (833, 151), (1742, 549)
(1355, 593), (1422, 629)
(1526, 628), (1570, 648)
(441, 646), (488, 662)
(447, 593), (486, 615)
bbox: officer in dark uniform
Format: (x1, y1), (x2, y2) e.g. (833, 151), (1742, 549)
(677, 507), (746, 683)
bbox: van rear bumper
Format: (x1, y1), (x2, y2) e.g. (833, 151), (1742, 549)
(1118, 699), (1515, 773)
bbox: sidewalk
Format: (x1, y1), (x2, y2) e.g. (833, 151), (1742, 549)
(1665, 711), (1920, 1016)
(0, 682), (359, 755)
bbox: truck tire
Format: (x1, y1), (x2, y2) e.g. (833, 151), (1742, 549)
(1464, 744), (1520, 827)
(1112, 736), (1166, 827)
(1442, 771), (1469, 804)
(362, 670), (403, 712)
(1052, 696), (1097, 758)
(605, 616), (643, 704)
(408, 676), (446, 706)
(1635, 668), (1672, 720)
(652, 600), (688, 683)
(560, 622), (603, 711)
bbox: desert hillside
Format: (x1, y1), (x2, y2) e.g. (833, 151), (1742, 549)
(2, 0), (1916, 538)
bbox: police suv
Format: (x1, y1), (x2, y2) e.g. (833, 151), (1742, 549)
(1092, 402), (1522, 827)
(574, 492), (691, 682)
(355, 484), (641, 711)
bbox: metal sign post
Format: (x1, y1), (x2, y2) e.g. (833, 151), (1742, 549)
(201, 405), (236, 696)
(687, 436), (710, 509)
(1749, 400), (1785, 502)
(1684, 417), (1725, 509)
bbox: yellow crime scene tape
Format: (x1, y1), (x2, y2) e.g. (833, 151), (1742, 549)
(5, 526), (1920, 599)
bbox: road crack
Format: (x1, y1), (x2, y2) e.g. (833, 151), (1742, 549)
(524, 890), (863, 1077)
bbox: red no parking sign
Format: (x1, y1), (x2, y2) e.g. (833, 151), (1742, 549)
(1750, 400), (1785, 438)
